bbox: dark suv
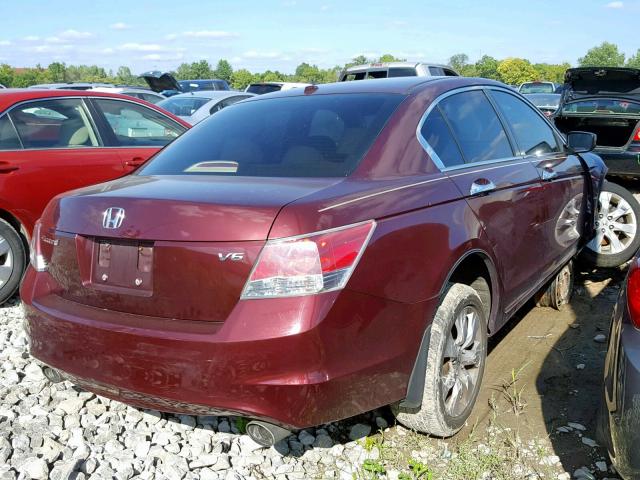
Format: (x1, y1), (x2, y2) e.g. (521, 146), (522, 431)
(23, 77), (613, 446)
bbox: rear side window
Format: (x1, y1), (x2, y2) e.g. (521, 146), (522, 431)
(139, 93), (403, 177)
(490, 90), (561, 156)
(438, 90), (513, 163)
(246, 84), (282, 95)
(93, 99), (186, 147)
(388, 68), (417, 78)
(9, 98), (99, 149)
(420, 107), (464, 168)
(0, 116), (21, 150)
(157, 97), (210, 117)
(366, 71), (388, 79)
(429, 67), (444, 76)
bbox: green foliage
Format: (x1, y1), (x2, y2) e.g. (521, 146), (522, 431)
(231, 68), (255, 90)
(214, 59), (234, 82)
(398, 459), (433, 479)
(449, 53), (469, 73)
(474, 55), (501, 80)
(497, 58), (538, 85)
(46, 62), (66, 83)
(533, 62), (571, 83)
(627, 49), (640, 68)
(0, 64), (15, 86)
(234, 417), (248, 434)
(579, 41), (625, 67)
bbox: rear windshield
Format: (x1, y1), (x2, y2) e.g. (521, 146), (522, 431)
(520, 83), (555, 94)
(526, 94), (560, 108)
(139, 93), (403, 177)
(157, 97), (210, 116)
(246, 84), (282, 95)
(562, 99), (640, 115)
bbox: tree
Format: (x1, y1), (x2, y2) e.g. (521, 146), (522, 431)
(474, 55), (500, 80)
(231, 68), (255, 90)
(377, 53), (406, 63)
(115, 66), (135, 85)
(627, 49), (640, 68)
(46, 62), (66, 83)
(190, 60), (212, 79)
(497, 58), (538, 85)
(345, 55), (369, 68)
(175, 63), (193, 80)
(449, 53), (469, 73)
(578, 42), (625, 67)
(294, 62), (326, 83)
(533, 63), (571, 83)
(214, 59), (233, 82)
(0, 64), (14, 87)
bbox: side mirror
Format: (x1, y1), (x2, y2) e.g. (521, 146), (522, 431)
(567, 131), (597, 153)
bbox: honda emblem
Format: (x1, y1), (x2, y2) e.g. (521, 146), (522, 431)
(102, 207), (125, 229)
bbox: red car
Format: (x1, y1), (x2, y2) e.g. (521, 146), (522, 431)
(22, 77), (610, 445)
(0, 89), (189, 303)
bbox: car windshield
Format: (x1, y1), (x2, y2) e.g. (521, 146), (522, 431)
(157, 97), (210, 116)
(246, 84), (282, 95)
(520, 83), (554, 94)
(139, 93), (404, 177)
(562, 99), (640, 115)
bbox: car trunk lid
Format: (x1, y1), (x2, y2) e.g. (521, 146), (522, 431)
(42, 175), (340, 321)
(139, 71), (182, 94)
(563, 67), (640, 101)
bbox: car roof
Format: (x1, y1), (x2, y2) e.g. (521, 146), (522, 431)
(161, 90), (254, 100)
(243, 76), (505, 100)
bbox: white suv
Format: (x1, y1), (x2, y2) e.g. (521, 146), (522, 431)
(338, 62), (458, 81)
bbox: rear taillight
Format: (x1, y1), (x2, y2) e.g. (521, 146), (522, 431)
(241, 220), (376, 299)
(634, 127), (640, 142)
(29, 221), (47, 272)
(627, 259), (640, 328)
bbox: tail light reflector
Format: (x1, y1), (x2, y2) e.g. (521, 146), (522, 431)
(627, 259), (640, 328)
(241, 220), (376, 299)
(29, 221), (48, 272)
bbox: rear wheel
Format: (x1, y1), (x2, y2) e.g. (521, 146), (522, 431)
(393, 283), (487, 437)
(583, 181), (640, 268)
(0, 219), (25, 304)
(537, 261), (574, 310)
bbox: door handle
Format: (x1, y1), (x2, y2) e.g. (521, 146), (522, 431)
(541, 168), (558, 181)
(0, 165), (18, 174)
(469, 178), (496, 196)
(124, 157), (146, 168)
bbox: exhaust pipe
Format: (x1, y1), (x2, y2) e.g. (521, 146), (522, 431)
(43, 366), (65, 383)
(246, 421), (291, 447)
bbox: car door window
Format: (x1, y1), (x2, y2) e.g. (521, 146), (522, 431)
(210, 96), (250, 115)
(438, 90), (513, 164)
(419, 107), (464, 168)
(93, 99), (186, 147)
(490, 90), (561, 156)
(0, 116), (22, 150)
(9, 98), (99, 149)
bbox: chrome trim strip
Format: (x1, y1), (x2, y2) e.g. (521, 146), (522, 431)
(318, 176), (445, 212)
(442, 156), (524, 172)
(446, 159), (532, 178)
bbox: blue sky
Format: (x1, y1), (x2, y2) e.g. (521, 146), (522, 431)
(0, 0), (637, 73)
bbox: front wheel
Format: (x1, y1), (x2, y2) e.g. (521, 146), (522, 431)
(0, 219), (25, 304)
(392, 283), (487, 437)
(582, 181), (640, 268)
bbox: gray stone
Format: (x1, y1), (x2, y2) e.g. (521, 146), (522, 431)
(567, 422), (586, 431)
(348, 423), (371, 441)
(594, 334), (607, 343)
(21, 457), (49, 480)
(313, 434), (333, 449)
(581, 437), (598, 448)
(298, 430), (315, 446)
(595, 461), (607, 472)
(375, 417), (388, 430)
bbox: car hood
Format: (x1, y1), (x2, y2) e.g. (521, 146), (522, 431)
(562, 68), (640, 102)
(139, 71), (181, 93)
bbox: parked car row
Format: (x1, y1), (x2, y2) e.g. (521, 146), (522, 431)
(4, 63), (640, 475)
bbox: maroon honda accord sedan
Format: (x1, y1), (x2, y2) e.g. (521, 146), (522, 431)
(22, 76), (609, 444)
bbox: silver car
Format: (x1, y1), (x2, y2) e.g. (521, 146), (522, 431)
(338, 62), (458, 81)
(156, 91), (255, 125)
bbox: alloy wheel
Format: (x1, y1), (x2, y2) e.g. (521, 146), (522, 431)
(0, 235), (13, 287)
(589, 191), (638, 255)
(440, 305), (483, 418)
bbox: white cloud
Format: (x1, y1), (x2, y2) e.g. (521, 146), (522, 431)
(165, 33), (178, 40)
(102, 48), (115, 55)
(23, 36), (40, 42)
(320, 4), (330, 10)
(242, 50), (284, 59)
(0, 40), (11, 46)
(606, 1), (624, 7)
(119, 43), (165, 52)
(110, 22), (130, 30)
(142, 52), (184, 61)
(183, 30), (237, 39)
(59, 29), (93, 40)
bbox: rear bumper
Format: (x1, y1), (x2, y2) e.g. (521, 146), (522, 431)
(21, 267), (433, 429)
(597, 148), (640, 177)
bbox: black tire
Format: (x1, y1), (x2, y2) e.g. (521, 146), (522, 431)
(0, 219), (26, 304)
(537, 261), (574, 311)
(392, 283), (488, 437)
(582, 181), (640, 268)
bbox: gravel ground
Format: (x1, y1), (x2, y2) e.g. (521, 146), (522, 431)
(0, 294), (616, 480)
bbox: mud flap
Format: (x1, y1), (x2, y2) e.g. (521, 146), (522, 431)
(398, 324), (432, 409)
